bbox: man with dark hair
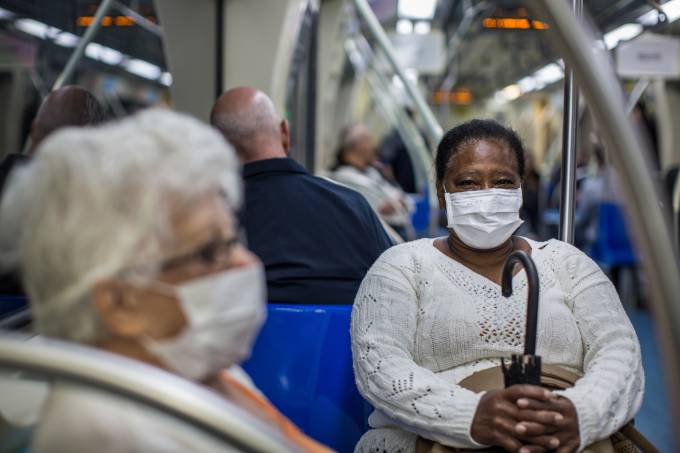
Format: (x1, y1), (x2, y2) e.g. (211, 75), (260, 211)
(211, 86), (393, 305)
(27, 85), (107, 155)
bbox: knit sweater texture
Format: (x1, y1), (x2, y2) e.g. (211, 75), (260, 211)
(351, 237), (643, 452)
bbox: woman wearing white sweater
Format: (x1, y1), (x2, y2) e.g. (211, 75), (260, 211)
(351, 119), (643, 453)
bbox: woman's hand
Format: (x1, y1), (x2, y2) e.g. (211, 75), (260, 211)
(471, 385), (562, 452)
(515, 395), (580, 453)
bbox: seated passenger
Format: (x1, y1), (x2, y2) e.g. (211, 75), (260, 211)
(0, 109), (331, 452)
(0, 85), (106, 294)
(351, 119), (643, 452)
(210, 87), (393, 305)
(331, 124), (414, 240)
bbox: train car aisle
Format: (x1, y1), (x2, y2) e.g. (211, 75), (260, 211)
(630, 309), (676, 452)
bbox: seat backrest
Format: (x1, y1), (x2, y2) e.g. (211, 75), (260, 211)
(590, 202), (637, 267)
(242, 304), (370, 453)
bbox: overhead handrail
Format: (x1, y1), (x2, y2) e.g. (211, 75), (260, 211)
(345, 36), (431, 192)
(112, 0), (163, 37)
(351, 0), (443, 148)
(52, 0), (115, 91)
(528, 0), (680, 430)
(0, 335), (296, 453)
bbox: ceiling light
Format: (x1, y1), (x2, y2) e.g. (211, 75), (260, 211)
(662, 0), (680, 22)
(603, 23), (643, 50)
(14, 18), (49, 38)
(414, 21), (431, 34)
(398, 0), (437, 20)
(533, 63), (564, 88)
(160, 72), (173, 87)
(396, 19), (413, 34)
(125, 59), (162, 80)
(501, 84), (521, 101)
(0, 7), (15, 20)
(517, 76), (538, 93)
(54, 32), (79, 47)
(85, 43), (124, 65)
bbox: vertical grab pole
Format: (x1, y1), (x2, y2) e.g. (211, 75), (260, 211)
(52, 0), (115, 91)
(558, 0), (583, 244)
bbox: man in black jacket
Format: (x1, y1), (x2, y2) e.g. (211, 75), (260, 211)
(211, 87), (393, 305)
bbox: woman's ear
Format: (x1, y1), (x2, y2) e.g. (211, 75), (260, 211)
(436, 183), (446, 210)
(91, 280), (147, 339)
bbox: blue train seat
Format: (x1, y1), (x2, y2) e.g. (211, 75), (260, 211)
(589, 202), (638, 268)
(242, 304), (370, 453)
(410, 188), (431, 236)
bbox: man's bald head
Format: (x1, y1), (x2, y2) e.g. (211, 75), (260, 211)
(210, 87), (289, 163)
(30, 86), (106, 154)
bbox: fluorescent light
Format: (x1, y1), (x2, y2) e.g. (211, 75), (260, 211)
(396, 19), (413, 34)
(603, 23), (643, 50)
(501, 84), (521, 101)
(0, 7), (15, 20)
(12, 15), (167, 86)
(493, 90), (509, 105)
(14, 18), (49, 38)
(160, 72), (173, 87)
(637, 0), (680, 26)
(125, 59), (162, 80)
(54, 31), (79, 47)
(85, 43), (124, 65)
(404, 67), (419, 83)
(398, 0), (437, 20)
(517, 76), (538, 93)
(414, 21), (431, 34)
(533, 63), (564, 88)
(662, 0), (680, 22)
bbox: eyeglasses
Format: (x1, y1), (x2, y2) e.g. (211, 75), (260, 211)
(159, 237), (240, 273)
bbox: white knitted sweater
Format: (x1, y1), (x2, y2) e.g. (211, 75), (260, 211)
(351, 238), (643, 452)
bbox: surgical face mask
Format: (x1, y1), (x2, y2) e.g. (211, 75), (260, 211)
(143, 263), (266, 381)
(444, 187), (523, 250)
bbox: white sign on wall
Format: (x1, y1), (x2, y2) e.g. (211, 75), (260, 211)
(616, 33), (680, 79)
(388, 30), (446, 75)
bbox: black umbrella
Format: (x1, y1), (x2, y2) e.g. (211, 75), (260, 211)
(500, 250), (541, 387)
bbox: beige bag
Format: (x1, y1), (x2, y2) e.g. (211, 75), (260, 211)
(416, 365), (658, 453)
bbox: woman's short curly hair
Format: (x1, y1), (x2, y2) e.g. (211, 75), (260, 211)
(435, 119), (526, 182)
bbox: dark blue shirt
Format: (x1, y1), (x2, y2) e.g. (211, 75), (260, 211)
(242, 158), (393, 305)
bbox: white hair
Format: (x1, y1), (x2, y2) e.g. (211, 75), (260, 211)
(0, 108), (241, 343)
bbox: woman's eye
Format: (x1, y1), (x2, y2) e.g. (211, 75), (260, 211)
(458, 180), (476, 186)
(198, 244), (219, 264)
(496, 179), (515, 186)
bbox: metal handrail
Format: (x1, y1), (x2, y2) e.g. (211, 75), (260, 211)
(52, 0), (115, 91)
(346, 36), (431, 191)
(558, 0), (582, 244)
(528, 1), (680, 428)
(0, 335), (296, 453)
(351, 0), (443, 148)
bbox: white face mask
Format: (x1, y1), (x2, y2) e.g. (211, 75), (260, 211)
(444, 187), (524, 250)
(143, 263), (266, 381)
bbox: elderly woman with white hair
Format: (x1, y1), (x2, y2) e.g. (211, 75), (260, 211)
(0, 109), (331, 453)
